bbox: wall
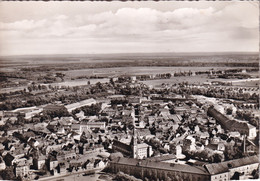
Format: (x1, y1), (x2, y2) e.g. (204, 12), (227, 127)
(211, 172), (229, 181)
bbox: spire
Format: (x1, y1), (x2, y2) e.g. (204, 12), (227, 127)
(130, 127), (137, 146)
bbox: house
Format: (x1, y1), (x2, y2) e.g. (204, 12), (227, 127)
(47, 157), (59, 173)
(0, 156), (6, 170)
(134, 143), (153, 159)
(231, 122), (256, 140)
(15, 162), (30, 178)
(94, 159), (106, 168)
(85, 159), (95, 170)
(136, 129), (152, 139)
(171, 114), (182, 123)
(3, 153), (14, 166)
(128, 96), (141, 104)
(183, 136), (196, 151)
(68, 131), (80, 140)
(33, 155), (46, 170)
(148, 116), (156, 125)
(71, 124), (80, 133)
(80, 121), (106, 133)
(57, 162), (67, 174)
(75, 111), (85, 121)
(242, 138), (258, 153)
(175, 145), (186, 159)
(27, 137), (40, 148)
(206, 142), (225, 152)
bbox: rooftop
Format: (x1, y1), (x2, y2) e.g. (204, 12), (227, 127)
(111, 157), (209, 175)
(205, 155), (259, 175)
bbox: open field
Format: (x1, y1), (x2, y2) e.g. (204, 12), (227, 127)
(50, 78), (110, 87)
(227, 79), (260, 87)
(0, 52), (258, 69)
(141, 75), (259, 88)
(63, 66), (236, 78)
(0, 52), (258, 93)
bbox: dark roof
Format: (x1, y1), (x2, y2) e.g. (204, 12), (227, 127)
(136, 129), (151, 137)
(206, 144), (218, 150)
(207, 107), (230, 129)
(205, 155), (259, 175)
(207, 107), (255, 131)
(44, 104), (65, 111)
(146, 154), (176, 162)
(112, 140), (132, 152)
(232, 121), (254, 130)
(111, 157), (209, 175)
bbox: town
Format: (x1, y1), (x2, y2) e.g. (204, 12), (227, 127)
(0, 66), (259, 181)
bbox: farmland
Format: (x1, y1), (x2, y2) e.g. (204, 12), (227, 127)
(0, 52), (258, 92)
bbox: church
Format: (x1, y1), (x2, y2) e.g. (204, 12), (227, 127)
(112, 129), (152, 159)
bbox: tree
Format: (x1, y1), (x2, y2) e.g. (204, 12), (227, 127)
(110, 78), (115, 86)
(226, 108), (233, 115)
(28, 86), (32, 92)
(212, 153), (224, 163)
(44, 107), (69, 118)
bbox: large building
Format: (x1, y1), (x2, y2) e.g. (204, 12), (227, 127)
(80, 121), (106, 133)
(205, 155), (259, 181)
(108, 157), (210, 181)
(108, 155), (259, 181)
(65, 98), (96, 112)
(207, 107), (256, 139)
(4, 106), (43, 120)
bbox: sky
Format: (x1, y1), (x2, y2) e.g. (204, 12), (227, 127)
(0, 1), (259, 56)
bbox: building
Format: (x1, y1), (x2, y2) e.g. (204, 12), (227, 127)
(231, 122), (256, 139)
(108, 155), (259, 181)
(65, 98), (96, 112)
(112, 129), (152, 159)
(43, 104), (66, 112)
(11, 107), (43, 120)
(15, 162), (29, 178)
(112, 140), (132, 157)
(47, 157), (59, 174)
(205, 155), (259, 181)
(80, 121), (106, 133)
(133, 143), (152, 159)
(0, 156), (6, 171)
(108, 157), (210, 181)
(242, 137), (258, 154)
(33, 155), (46, 170)
(207, 107), (256, 139)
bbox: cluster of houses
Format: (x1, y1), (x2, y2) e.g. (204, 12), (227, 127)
(0, 78), (259, 180)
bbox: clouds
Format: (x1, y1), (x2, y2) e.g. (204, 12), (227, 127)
(0, 1), (258, 55)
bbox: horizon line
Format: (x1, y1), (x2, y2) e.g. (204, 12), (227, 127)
(0, 51), (259, 58)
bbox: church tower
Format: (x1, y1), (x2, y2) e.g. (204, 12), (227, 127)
(130, 128), (138, 158)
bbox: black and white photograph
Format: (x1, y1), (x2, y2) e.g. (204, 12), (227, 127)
(0, 1), (259, 181)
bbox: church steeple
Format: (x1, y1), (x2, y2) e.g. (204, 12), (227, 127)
(130, 127), (138, 158)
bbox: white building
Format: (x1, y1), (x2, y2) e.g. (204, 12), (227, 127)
(65, 98), (96, 112)
(80, 122), (106, 133)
